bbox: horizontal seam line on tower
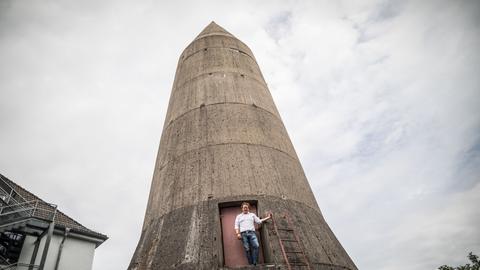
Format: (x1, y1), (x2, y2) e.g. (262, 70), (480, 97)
(172, 70), (268, 94)
(156, 142), (298, 172)
(191, 33), (250, 51)
(163, 101), (280, 132)
(194, 32), (233, 41)
(181, 45), (256, 64)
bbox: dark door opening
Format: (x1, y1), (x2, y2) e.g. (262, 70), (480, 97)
(220, 204), (265, 267)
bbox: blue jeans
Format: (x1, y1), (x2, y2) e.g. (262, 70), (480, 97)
(241, 231), (259, 265)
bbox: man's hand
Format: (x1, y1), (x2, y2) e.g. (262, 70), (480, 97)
(236, 233), (242, 240)
(260, 212), (273, 223)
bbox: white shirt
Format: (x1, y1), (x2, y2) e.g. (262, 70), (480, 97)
(234, 212), (262, 232)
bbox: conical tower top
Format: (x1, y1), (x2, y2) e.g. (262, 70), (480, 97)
(195, 21), (234, 40)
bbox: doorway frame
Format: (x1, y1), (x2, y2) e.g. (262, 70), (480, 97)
(217, 200), (271, 267)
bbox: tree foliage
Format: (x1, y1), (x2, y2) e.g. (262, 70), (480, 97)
(438, 252), (480, 270)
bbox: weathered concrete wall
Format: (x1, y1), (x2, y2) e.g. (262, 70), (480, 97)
(130, 22), (357, 270)
(131, 196), (356, 270)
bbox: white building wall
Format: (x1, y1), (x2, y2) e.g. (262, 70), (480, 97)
(17, 235), (36, 265)
(57, 237), (96, 270)
(17, 233), (96, 270)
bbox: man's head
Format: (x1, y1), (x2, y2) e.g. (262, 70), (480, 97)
(241, 202), (250, 214)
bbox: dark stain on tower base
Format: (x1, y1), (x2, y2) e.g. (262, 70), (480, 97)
(129, 22), (357, 270)
(130, 196), (356, 270)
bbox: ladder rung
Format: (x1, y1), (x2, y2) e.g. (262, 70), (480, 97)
(288, 260), (307, 264)
(280, 238), (297, 242)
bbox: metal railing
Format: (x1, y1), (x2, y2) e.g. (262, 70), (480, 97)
(0, 176), (29, 208)
(1, 254), (39, 269)
(0, 200), (57, 227)
(0, 255), (9, 266)
(0, 176), (57, 227)
(0, 262), (39, 270)
(0, 176), (56, 270)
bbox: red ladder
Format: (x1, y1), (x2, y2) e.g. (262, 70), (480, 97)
(271, 212), (311, 270)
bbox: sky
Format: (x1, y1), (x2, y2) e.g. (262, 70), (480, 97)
(0, 0), (479, 269)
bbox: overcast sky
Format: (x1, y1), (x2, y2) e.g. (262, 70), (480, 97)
(1, 0), (479, 269)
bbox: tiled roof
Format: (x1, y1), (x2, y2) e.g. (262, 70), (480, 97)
(0, 174), (108, 242)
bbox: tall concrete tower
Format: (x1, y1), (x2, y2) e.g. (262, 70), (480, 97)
(129, 22), (357, 270)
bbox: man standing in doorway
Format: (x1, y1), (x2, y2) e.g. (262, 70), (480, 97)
(234, 202), (272, 265)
